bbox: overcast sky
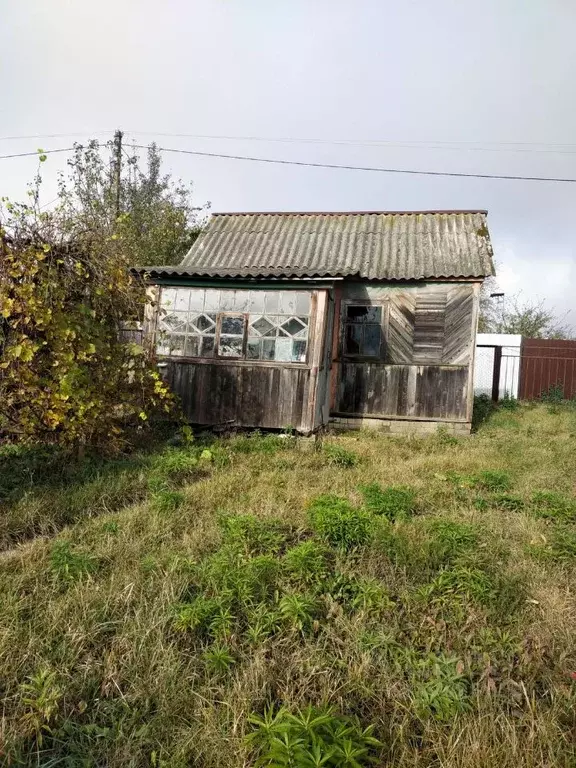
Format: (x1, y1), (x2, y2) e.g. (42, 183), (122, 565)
(2, 0), (575, 328)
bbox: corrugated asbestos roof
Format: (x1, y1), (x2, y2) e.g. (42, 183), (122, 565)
(140, 211), (494, 280)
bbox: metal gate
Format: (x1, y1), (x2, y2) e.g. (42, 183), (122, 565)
(474, 344), (521, 402)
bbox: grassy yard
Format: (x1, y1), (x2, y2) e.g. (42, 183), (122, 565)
(1, 404), (576, 767)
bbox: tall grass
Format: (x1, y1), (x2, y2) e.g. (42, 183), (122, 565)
(1, 404), (576, 766)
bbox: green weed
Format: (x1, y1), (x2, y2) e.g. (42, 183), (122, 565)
(499, 394), (520, 411)
(284, 540), (333, 585)
(151, 489), (185, 513)
(219, 513), (289, 556)
(246, 705), (381, 767)
(278, 593), (319, 634)
(531, 491), (576, 522)
(18, 668), (62, 746)
(472, 394), (496, 430)
(473, 470), (512, 492)
(322, 444), (359, 467)
(228, 432), (291, 455)
(529, 528), (576, 562)
(410, 653), (469, 721)
(49, 541), (98, 583)
(424, 520), (480, 568)
(203, 643), (236, 675)
(359, 483), (416, 520)
(308, 495), (373, 551)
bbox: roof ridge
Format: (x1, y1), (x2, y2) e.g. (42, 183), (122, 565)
(211, 209), (488, 216)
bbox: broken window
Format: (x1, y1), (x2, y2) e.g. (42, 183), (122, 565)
(343, 303), (387, 358)
(157, 288), (311, 363)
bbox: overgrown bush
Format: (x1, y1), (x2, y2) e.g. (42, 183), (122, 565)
(0, 228), (173, 452)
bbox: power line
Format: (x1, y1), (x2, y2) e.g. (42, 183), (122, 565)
(126, 143), (576, 184)
(3, 142), (576, 184)
(3, 129), (576, 155)
(127, 130), (576, 155)
(0, 131), (114, 142)
(0, 147), (77, 160)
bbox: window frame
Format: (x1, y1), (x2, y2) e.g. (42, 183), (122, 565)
(214, 312), (248, 359)
(155, 287), (315, 367)
(340, 299), (389, 362)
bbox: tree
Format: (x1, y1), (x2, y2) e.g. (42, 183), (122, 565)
(0, 147), (179, 452)
(479, 288), (572, 339)
(58, 139), (207, 266)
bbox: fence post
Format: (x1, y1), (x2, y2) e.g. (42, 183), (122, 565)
(492, 346), (502, 402)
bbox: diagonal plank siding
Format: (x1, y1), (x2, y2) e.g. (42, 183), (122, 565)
(388, 292), (416, 363)
(443, 285), (475, 364)
(336, 281), (478, 422)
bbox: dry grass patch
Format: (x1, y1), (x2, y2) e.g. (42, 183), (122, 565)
(1, 404), (576, 766)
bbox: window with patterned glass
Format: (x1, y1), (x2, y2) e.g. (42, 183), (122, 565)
(157, 287), (311, 363)
(342, 303), (387, 358)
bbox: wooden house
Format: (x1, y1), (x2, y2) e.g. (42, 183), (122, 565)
(138, 211), (494, 435)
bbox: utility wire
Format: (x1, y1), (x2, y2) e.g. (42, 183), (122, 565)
(0, 147), (77, 160)
(125, 143), (576, 184)
(4, 130), (576, 154)
(0, 131), (114, 142)
(126, 131), (576, 155)
(3, 143), (576, 184)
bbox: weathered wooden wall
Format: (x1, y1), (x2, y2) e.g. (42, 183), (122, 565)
(164, 360), (314, 431)
(333, 282), (479, 423)
(159, 288), (330, 433)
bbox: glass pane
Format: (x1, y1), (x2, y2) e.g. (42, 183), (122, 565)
(294, 320), (309, 338)
(221, 315), (245, 335)
(169, 334), (186, 356)
(274, 338), (292, 362)
(220, 290), (236, 311)
(282, 317), (306, 336)
(262, 339), (276, 360)
(204, 289), (221, 311)
(279, 291), (297, 314)
(184, 336), (200, 357)
(249, 290), (266, 313)
(174, 289), (191, 311)
(247, 338), (261, 359)
(161, 312), (187, 332)
(189, 289), (205, 311)
(219, 336), (243, 357)
(233, 290), (250, 311)
(201, 336), (215, 357)
(292, 340), (307, 362)
(264, 291), (280, 313)
(193, 314), (216, 333)
(346, 305), (382, 323)
(160, 288), (177, 309)
(250, 316), (275, 336)
(156, 339), (170, 356)
(295, 292), (311, 315)
(363, 325), (381, 357)
(345, 324), (362, 355)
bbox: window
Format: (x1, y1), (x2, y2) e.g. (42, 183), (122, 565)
(342, 303), (386, 358)
(157, 288), (311, 363)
